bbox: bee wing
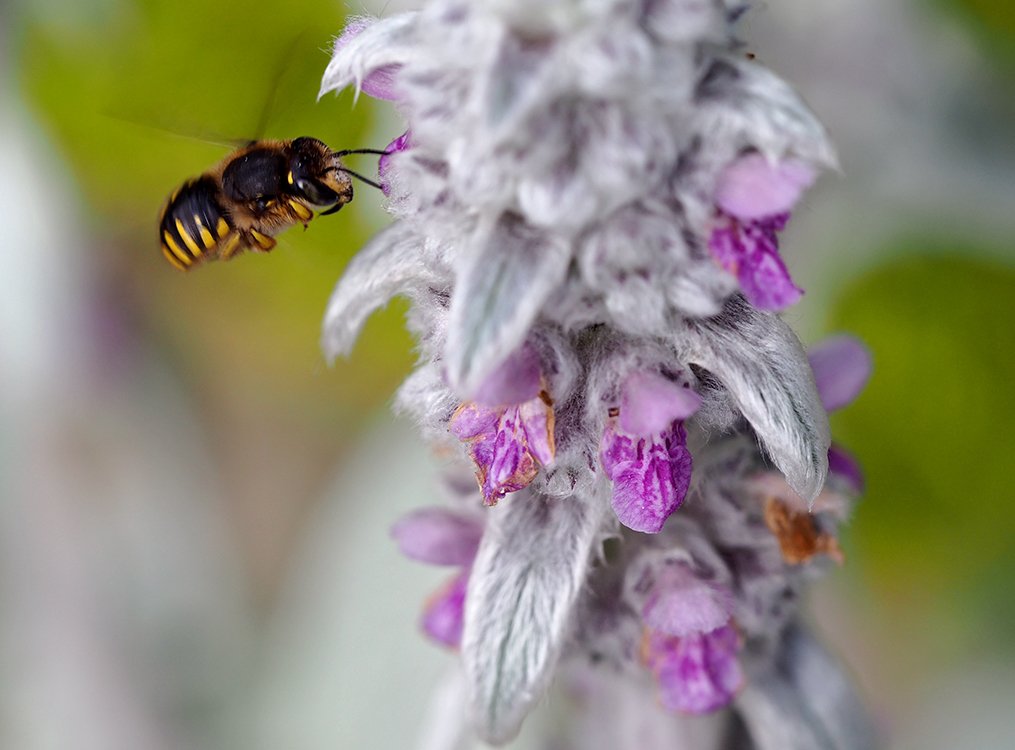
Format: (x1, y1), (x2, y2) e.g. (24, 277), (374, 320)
(250, 31), (312, 140)
(108, 110), (253, 150)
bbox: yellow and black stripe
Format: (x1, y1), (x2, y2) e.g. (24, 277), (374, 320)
(159, 176), (232, 270)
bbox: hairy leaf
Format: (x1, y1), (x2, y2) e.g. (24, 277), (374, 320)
(461, 490), (605, 744)
(320, 221), (431, 362)
(684, 296), (830, 501)
(445, 214), (572, 397)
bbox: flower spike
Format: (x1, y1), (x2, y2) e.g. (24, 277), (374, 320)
(321, 1), (872, 746)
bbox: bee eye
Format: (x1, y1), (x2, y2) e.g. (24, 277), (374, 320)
(294, 178), (340, 207)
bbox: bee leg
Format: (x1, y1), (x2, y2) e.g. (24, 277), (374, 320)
(248, 229), (277, 253)
(286, 199), (314, 229)
(219, 232), (246, 260)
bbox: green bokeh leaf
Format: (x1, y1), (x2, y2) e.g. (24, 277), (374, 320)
(936, 0), (1015, 65)
(827, 252), (1015, 643)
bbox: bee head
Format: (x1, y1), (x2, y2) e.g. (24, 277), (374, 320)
(287, 137), (353, 210)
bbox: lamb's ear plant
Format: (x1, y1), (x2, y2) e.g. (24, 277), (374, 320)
(321, 1), (876, 747)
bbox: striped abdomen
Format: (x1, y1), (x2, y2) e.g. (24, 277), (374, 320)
(159, 176), (235, 270)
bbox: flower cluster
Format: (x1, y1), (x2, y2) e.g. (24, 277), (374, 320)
(320, 1), (874, 747)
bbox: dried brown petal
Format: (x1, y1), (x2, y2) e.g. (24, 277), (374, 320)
(763, 498), (843, 565)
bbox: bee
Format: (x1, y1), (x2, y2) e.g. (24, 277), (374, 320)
(158, 137), (386, 271)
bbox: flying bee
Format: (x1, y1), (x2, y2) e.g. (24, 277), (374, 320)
(158, 137), (386, 271)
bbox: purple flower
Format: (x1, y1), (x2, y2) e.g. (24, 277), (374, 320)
(450, 346), (555, 504)
(713, 154), (815, 220)
(391, 506), (484, 649)
(390, 506), (484, 566)
(378, 130), (411, 195)
(827, 444), (864, 493)
(601, 421), (692, 533)
(600, 372), (699, 533)
(642, 624), (743, 715)
(709, 213), (802, 311)
(332, 18), (403, 101)
(452, 398), (555, 505)
(708, 154), (816, 311)
(470, 341), (543, 408)
(809, 335), (872, 412)
(633, 557), (742, 713)
(641, 561), (735, 638)
(619, 371), (703, 436)
(333, 18), (409, 195)
(422, 570), (470, 648)
(809, 335), (872, 491)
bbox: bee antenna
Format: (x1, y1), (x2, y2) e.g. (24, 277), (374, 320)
(334, 148), (392, 157)
(336, 168), (385, 191)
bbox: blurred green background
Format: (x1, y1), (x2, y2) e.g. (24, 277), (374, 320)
(2, 0), (1014, 748)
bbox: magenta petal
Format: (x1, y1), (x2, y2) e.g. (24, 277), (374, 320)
(619, 371), (701, 436)
(601, 421), (693, 533)
(390, 507), (483, 566)
(714, 154), (815, 220)
(452, 398), (552, 504)
(643, 564), (735, 638)
(808, 335), (872, 411)
(466, 430), (498, 500)
(738, 239), (804, 311)
(518, 398), (555, 466)
(828, 444), (865, 493)
(709, 214), (803, 312)
(646, 624), (743, 714)
(600, 422), (636, 478)
(472, 343), (542, 407)
(333, 19), (403, 101)
(449, 402), (499, 441)
(484, 407), (537, 501)
(360, 66), (402, 101)
(378, 130), (411, 195)
(422, 571), (469, 648)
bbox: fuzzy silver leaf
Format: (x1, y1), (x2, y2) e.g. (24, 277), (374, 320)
(683, 296), (830, 501)
(735, 676), (838, 750)
(461, 490), (605, 744)
(735, 623), (875, 750)
(393, 363), (461, 442)
(479, 32), (559, 137)
(320, 221), (432, 362)
(318, 13), (418, 100)
(780, 624), (879, 750)
(694, 53), (838, 169)
(445, 213), (572, 397)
